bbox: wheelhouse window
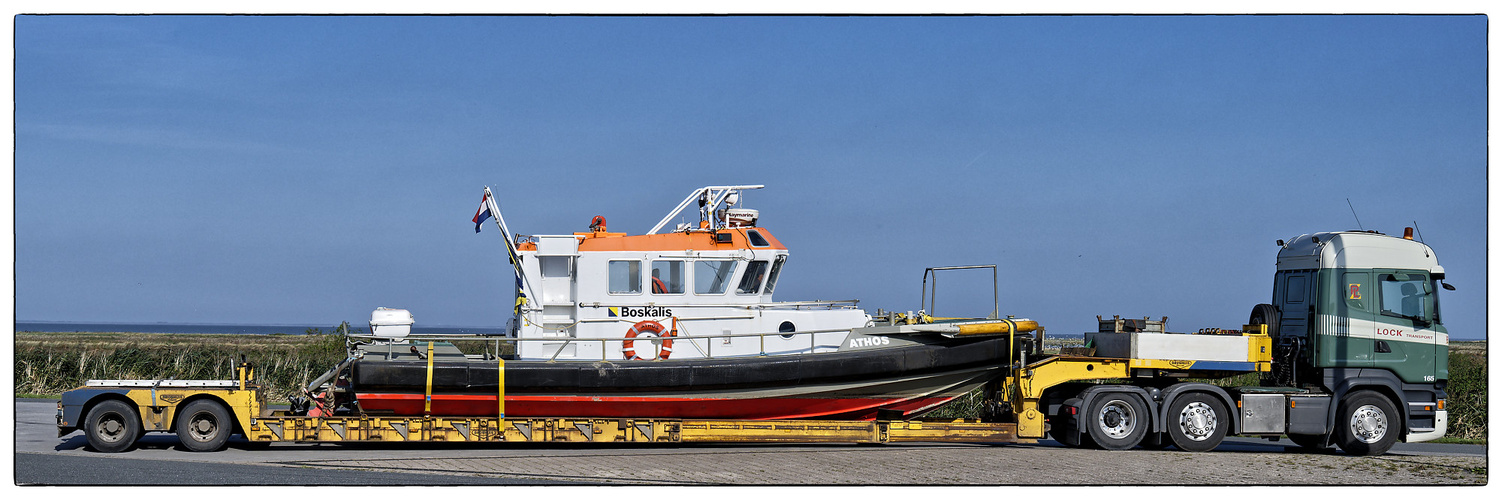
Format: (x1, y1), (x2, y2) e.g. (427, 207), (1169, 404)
(1378, 272), (1432, 321)
(609, 260), (642, 294)
(746, 230), (771, 247)
(651, 260), (685, 294)
(763, 255), (786, 295)
(737, 260), (770, 294)
(695, 260), (737, 295)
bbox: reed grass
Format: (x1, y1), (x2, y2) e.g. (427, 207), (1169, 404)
(15, 330), (347, 402)
(1445, 346), (1487, 441)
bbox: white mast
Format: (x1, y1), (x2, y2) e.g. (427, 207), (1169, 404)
(483, 186), (538, 317)
(647, 185), (764, 235)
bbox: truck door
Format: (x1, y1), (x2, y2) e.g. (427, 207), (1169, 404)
(1325, 271), (1374, 367)
(1371, 270), (1439, 383)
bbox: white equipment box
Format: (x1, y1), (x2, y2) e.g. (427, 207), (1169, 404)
(1087, 331), (1251, 362)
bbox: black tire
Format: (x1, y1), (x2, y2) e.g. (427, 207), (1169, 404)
(1048, 407), (1098, 449)
(1334, 390), (1399, 456)
(1086, 393), (1150, 450)
(1165, 393), (1228, 452)
(1249, 303), (1281, 337)
(1077, 430), (1101, 449)
(1287, 433), (1330, 451)
(175, 399), (233, 452)
(84, 399), (142, 453)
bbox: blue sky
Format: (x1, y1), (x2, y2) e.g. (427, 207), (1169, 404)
(13, 15), (1487, 339)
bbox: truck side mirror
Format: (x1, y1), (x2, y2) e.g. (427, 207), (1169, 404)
(1442, 282), (1456, 291)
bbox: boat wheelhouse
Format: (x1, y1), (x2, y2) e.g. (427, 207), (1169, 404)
(503, 185), (869, 361)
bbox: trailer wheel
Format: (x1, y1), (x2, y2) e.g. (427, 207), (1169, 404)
(1334, 391), (1398, 456)
(176, 400), (232, 452)
(1166, 393), (1227, 452)
(84, 399), (141, 453)
(1086, 394), (1149, 450)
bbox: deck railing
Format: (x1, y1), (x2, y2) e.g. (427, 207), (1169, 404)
(347, 324), (867, 363)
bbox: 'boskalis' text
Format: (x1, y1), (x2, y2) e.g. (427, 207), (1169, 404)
(609, 306), (674, 318)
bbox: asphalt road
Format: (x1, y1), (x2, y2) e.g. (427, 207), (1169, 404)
(14, 399), (1487, 485)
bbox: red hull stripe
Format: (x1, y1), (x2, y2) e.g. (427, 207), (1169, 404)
(356, 393), (956, 421)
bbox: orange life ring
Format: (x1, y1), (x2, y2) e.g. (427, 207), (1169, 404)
(622, 320), (674, 360)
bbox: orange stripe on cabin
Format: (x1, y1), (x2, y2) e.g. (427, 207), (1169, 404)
(516, 228), (785, 252)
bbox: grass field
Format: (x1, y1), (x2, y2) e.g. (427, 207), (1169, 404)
(13, 331), (1486, 442)
(15, 331), (347, 402)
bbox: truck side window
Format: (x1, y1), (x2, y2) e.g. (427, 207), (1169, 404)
(650, 260), (684, 294)
(609, 260), (642, 294)
(1378, 272), (1430, 321)
(1286, 275), (1306, 304)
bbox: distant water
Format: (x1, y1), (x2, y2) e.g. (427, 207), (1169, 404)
(14, 321), (508, 336)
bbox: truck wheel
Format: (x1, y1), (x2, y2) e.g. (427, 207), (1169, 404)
(1334, 391), (1398, 456)
(176, 400), (232, 452)
(1166, 393), (1227, 452)
(1086, 394), (1149, 450)
(84, 399), (141, 453)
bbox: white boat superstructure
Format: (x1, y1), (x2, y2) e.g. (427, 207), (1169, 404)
(481, 185), (871, 361)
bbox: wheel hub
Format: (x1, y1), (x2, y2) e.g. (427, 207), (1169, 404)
(188, 413), (219, 441)
(98, 416), (125, 442)
(1178, 401), (1217, 441)
(1349, 404), (1387, 443)
(1097, 399), (1137, 439)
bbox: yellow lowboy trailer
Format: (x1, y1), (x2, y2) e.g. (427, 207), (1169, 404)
(58, 326), (1273, 453)
(58, 358), (1023, 448)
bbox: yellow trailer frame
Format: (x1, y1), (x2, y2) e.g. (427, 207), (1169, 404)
(1001, 324), (1272, 439)
(243, 414), (1018, 444)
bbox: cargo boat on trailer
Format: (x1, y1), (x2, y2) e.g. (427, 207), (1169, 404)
(345, 185), (1039, 420)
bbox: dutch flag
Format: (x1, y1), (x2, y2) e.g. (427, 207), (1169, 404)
(472, 194), (493, 233)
